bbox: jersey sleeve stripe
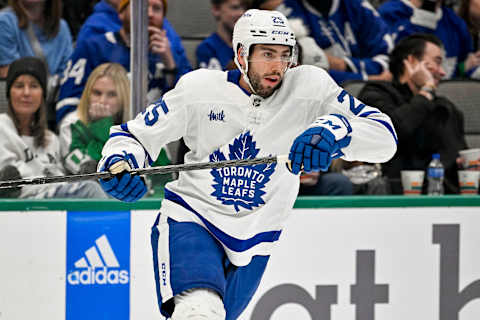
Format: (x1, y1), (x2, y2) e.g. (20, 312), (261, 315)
(111, 127), (154, 166)
(358, 110), (380, 117)
(164, 188), (282, 252)
(160, 99), (169, 114)
(369, 118), (398, 144)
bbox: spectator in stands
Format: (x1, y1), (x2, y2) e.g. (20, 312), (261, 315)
(75, 0), (120, 46)
(0, 57), (106, 199)
(59, 62), (171, 175)
(378, 0), (480, 79)
(76, 0), (189, 64)
(55, 0), (192, 125)
(358, 33), (468, 194)
(459, 0), (480, 51)
(196, 0), (248, 70)
(0, 0), (73, 78)
(276, 0), (394, 85)
(59, 62), (130, 174)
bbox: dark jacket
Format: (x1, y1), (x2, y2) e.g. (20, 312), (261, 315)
(358, 80), (468, 194)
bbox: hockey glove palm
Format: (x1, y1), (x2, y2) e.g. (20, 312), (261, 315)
(99, 155), (147, 202)
(288, 114), (352, 174)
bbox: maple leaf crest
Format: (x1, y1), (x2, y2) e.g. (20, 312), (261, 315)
(209, 132), (276, 212)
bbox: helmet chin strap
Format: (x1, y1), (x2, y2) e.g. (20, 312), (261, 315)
(241, 59), (258, 95)
(235, 45), (295, 96)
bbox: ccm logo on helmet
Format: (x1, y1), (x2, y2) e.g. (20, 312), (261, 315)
(272, 30), (289, 35)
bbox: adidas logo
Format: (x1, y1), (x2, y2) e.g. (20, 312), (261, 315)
(67, 235), (129, 285)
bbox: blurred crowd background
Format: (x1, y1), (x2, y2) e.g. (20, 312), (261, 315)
(0, 0), (479, 199)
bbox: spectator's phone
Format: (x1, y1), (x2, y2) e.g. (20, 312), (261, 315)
(420, 0), (436, 12)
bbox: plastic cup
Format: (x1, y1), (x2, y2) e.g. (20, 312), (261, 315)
(459, 148), (480, 170)
(458, 170), (480, 195)
(401, 170), (424, 195)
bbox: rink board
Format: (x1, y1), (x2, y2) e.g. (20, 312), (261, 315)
(0, 197), (480, 320)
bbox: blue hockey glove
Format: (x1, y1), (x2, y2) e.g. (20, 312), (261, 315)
(288, 114), (352, 174)
(99, 154), (147, 202)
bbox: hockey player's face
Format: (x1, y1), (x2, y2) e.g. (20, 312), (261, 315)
(10, 75), (43, 119)
(247, 44), (291, 98)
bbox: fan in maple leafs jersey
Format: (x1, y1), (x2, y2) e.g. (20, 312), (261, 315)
(98, 9), (397, 320)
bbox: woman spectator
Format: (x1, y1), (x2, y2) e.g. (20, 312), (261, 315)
(0, 57), (106, 199)
(59, 63), (132, 174)
(0, 0), (73, 78)
(59, 62), (171, 175)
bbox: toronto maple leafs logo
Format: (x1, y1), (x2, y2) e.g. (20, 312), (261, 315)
(209, 132), (276, 212)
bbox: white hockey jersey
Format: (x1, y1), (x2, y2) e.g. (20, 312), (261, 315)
(100, 65), (397, 266)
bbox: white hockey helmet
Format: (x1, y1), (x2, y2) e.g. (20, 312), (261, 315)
(232, 9), (296, 90)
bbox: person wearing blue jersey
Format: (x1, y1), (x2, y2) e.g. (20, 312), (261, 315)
(0, 0), (73, 78)
(196, 0), (248, 70)
(97, 9), (397, 319)
(75, 0), (122, 46)
(276, 0), (394, 84)
(378, 0), (480, 79)
(75, 0), (187, 62)
(55, 0), (192, 125)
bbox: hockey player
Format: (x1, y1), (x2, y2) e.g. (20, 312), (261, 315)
(98, 9), (397, 320)
(276, 0), (394, 84)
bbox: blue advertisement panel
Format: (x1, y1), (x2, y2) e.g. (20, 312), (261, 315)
(66, 211), (131, 320)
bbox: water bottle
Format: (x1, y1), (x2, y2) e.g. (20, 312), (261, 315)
(427, 153), (444, 195)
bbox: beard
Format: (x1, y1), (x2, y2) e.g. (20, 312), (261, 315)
(248, 70), (283, 98)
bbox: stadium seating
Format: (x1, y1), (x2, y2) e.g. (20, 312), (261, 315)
(166, 0), (215, 68)
(436, 79), (480, 148)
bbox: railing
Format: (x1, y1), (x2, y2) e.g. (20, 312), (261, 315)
(1, 195), (479, 211)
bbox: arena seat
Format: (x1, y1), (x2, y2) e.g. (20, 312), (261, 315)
(436, 79), (480, 148)
(166, 0), (215, 38)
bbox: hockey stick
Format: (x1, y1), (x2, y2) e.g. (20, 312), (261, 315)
(0, 155), (290, 189)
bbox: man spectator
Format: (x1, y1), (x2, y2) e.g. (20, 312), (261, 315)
(55, 0), (192, 124)
(277, 0), (394, 84)
(378, 0), (480, 79)
(358, 33), (468, 194)
(196, 0), (248, 70)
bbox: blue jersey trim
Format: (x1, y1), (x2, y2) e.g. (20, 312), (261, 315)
(164, 188), (281, 252)
(227, 70), (251, 96)
(56, 105), (76, 123)
(110, 132), (133, 139)
(370, 118), (398, 144)
(111, 125), (154, 166)
(160, 99), (169, 114)
(358, 110), (380, 118)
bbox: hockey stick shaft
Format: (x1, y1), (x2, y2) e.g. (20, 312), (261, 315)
(0, 155), (290, 189)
